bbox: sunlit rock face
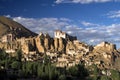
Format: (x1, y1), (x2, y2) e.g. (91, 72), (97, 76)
(0, 16), (120, 69)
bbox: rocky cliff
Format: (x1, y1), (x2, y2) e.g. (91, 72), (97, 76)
(0, 16), (120, 70)
(32, 33), (120, 69)
(35, 33), (66, 53)
(1, 31), (119, 70)
(78, 42), (120, 69)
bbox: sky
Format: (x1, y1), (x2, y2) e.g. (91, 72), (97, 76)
(0, 0), (120, 48)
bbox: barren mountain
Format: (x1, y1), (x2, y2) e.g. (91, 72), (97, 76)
(0, 16), (37, 38)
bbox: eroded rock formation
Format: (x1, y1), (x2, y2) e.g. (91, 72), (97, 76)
(0, 30), (120, 70)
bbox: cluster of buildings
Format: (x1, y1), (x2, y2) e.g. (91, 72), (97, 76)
(0, 30), (119, 69)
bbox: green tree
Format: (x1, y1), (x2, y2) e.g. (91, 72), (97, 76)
(67, 65), (79, 76)
(37, 63), (46, 79)
(67, 64), (89, 80)
(111, 69), (120, 80)
(43, 55), (51, 65)
(37, 63), (59, 80)
(58, 74), (66, 80)
(100, 76), (111, 80)
(25, 62), (34, 75)
(0, 49), (10, 69)
(92, 64), (100, 80)
(32, 62), (38, 75)
(16, 49), (22, 62)
(21, 62), (27, 77)
(0, 49), (8, 60)
(11, 61), (21, 69)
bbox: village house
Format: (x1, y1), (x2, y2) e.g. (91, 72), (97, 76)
(54, 30), (77, 41)
(1, 33), (13, 43)
(54, 30), (66, 39)
(94, 41), (116, 51)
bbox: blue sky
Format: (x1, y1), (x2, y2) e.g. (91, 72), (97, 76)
(1, 0), (120, 48)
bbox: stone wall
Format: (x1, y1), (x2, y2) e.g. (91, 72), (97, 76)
(94, 41), (116, 51)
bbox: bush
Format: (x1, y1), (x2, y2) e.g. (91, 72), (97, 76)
(111, 69), (120, 80)
(11, 61), (21, 69)
(67, 65), (79, 76)
(100, 76), (111, 80)
(37, 63), (59, 80)
(67, 64), (89, 80)
(58, 74), (66, 80)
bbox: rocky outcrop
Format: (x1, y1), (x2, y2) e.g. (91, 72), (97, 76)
(79, 42), (120, 69)
(54, 38), (59, 51)
(53, 37), (66, 52)
(66, 40), (93, 56)
(56, 41), (120, 69)
(1, 29), (120, 70)
(66, 41), (76, 55)
(35, 33), (67, 53)
(94, 41), (116, 51)
(58, 38), (66, 52)
(44, 38), (50, 51)
(21, 42), (29, 54)
(49, 38), (54, 52)
(1, 16), (120, 70)
(35, 36), (45, 53)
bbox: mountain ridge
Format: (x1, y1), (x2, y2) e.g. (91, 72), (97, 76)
(0, 16), (37, 38)
(0, 16), (120, 70)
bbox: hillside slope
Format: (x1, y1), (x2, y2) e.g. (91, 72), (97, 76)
(0, 16), (37, 38)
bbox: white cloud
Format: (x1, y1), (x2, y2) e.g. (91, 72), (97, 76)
(13, 17), (71, 36)
(4, 15), (11, 18)
(12, 16), (120, 48)
(60, 18), (72, 22)
(81, 21), (100, 27)
(107, 10), (120, 18)
(55, 0), (112, 4)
